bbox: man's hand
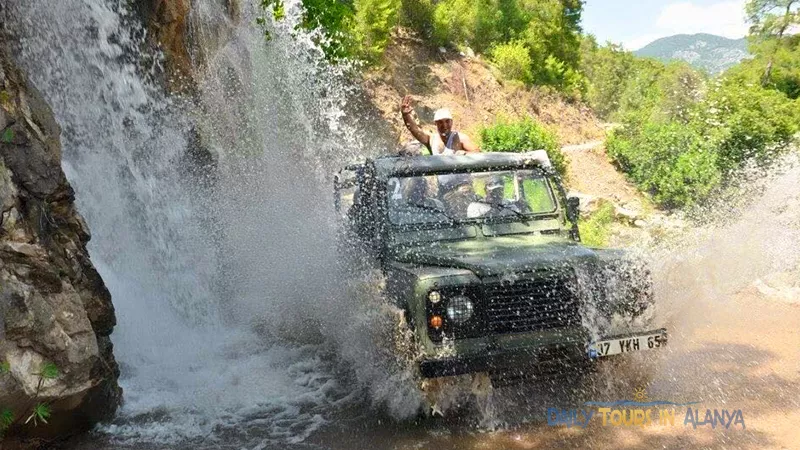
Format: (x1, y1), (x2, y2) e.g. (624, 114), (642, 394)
(401, 95), (414, 115)
(401, 94), (430, 147)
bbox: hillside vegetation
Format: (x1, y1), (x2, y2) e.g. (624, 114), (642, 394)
(260, 0), (587, 97)
(585, 0), (800, 209)
(261, 0), (800, 214)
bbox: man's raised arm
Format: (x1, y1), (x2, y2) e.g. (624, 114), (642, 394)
(401, 95), (430, 147)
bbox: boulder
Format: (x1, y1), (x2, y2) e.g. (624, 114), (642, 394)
(614, 205), (640, 223)
(0, 35), (120, 442)
(567, 191), (601, 218)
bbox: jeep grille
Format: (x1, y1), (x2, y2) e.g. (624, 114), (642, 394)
(481, 272), (581, 335)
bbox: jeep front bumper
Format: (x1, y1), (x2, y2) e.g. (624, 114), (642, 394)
(419, 327), (667, 378)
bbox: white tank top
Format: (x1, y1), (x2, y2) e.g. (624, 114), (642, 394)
(430, 132), (459, 155)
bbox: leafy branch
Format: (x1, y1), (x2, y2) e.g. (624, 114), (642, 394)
(0, 361), (60, 436)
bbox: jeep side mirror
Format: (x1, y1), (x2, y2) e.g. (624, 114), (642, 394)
(566, 196), (580, 223)
(334, 166), (360, 214)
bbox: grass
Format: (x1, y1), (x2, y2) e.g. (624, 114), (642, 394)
(578, 202), (615, 247)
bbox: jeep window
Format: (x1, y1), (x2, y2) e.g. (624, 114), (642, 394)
(387, 170), (557, 226)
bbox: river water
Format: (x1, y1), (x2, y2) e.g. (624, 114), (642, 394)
(5, 1), (800, 449)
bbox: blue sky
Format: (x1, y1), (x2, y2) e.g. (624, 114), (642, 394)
(582, 0), (749, 50)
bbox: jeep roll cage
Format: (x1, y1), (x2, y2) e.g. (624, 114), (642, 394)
(334, 152), (582, 257)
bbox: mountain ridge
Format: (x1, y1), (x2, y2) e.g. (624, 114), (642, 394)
(634, 33), (750, 74)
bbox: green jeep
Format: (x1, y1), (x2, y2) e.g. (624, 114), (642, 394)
(334, 151), (666, 383)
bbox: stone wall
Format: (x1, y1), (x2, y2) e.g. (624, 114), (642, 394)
(0, 34), (121, 441)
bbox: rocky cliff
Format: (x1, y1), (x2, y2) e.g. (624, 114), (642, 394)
(134, 0), (242, 93)
(0, 34), (121, 442)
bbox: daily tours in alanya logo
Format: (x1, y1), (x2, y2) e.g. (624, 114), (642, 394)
(547, 388), (746, 430)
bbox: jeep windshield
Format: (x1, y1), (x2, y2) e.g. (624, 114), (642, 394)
(387, 169), (558, 226)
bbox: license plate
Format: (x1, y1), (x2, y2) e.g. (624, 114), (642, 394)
(588, 333), (666, 358)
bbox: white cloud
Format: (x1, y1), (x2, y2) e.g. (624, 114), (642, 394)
(624, 0), (748, 50)
(624, 33), (671, 51)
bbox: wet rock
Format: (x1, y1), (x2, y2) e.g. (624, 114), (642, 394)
(0, 36), (121, 441)
(567, 191), (600, 217)
(614, 205), (640, 223)
(135, 0), (242, 93)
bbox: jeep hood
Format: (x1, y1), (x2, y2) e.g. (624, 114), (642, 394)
(389, 236), (600, 277)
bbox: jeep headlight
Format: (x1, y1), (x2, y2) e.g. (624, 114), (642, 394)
(446, 296), (474, 324)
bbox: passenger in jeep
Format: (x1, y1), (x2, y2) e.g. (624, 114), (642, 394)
(400, 95), (480, 155)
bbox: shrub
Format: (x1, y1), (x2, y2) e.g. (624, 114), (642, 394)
(607, 122), (721, 208)
(480, 118), (568, 178)
(701, 80), (800, 171)
(354, 0), (402, 62)
(491, 41), (533, 83)
(400, 0), (436, 38)
(579, 202), (615, 247)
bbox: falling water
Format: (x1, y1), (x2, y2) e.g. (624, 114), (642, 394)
(4, 0), (402, 446)
(6, 0), (800, 448)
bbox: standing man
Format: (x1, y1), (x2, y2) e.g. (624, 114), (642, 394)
(400, 95), (480, 155)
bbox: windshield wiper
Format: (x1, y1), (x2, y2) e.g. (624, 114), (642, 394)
(473, 200), (530, 224)
(404, 200), (457, 223)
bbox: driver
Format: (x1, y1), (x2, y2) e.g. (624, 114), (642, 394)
(441, 176), (477, 217)
(467, 177), (505, 218)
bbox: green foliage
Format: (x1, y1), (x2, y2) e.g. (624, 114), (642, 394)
(258, 0), (360, 61)
(257, 0), (586, 95)
(354, 0), (402, 62)
(480, 118), (567, 178)
(1, 128), (13, 143)
(580, 39), (667, 121)
(608, 122), (722, 208)
(256, 0), (286, 39)
(25, 403), (50, 426)
(654, 63), (706, 123)
(578, 202), (615, 247)
(0, 362), (61, 434)
(746, 0), (799, 38)
(400, 0), (436, 38)
(745, 0), (800, 89)
(38, 362), (59, 380)
(738, 33), (800, 98)
(491, 41), (533, 83)
(0, 408), (13, 435)
(700, 78), (800, 170)
(300, 0), (360, 61)
(580, 38), (634, 118)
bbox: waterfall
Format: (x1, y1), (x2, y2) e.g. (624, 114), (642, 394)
(3, 0), (392, 445)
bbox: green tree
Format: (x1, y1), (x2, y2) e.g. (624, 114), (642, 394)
(653, 62), (706, 124)
(354, 0), (402, 61)
(700, 78), (800, 170)
(745, 0), (800, 84)
(607, 122), (721, 208)
(580, 36), (636, 119)
(492, 40), (533, 83)
(400, 0), (436, 38)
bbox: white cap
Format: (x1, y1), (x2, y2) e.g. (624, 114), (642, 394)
(433, 108), (453, 122)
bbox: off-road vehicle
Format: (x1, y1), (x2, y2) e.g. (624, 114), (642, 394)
(334, 151), (666, 383)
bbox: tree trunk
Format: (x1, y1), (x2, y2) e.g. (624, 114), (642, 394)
(762, 0), (797, 86)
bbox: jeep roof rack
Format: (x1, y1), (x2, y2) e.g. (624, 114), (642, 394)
(371, 151), (552, 178)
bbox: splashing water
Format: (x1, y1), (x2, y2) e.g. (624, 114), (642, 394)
(4, 0), (405, 446)
(6, 0), (800, 447)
